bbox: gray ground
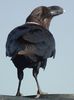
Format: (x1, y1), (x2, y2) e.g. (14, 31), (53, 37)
(0, 94), (74, 100)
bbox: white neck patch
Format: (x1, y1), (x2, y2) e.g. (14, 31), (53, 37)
(26, 22), (40, 25)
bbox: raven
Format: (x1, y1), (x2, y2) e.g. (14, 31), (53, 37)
(6, 6), (64, 97)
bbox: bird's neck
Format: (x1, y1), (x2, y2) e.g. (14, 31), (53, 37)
(26, 21), (40, 26)
(26, 21), (51, 30)
(42, 18), (52, 30)
(26, 17), (52, 30)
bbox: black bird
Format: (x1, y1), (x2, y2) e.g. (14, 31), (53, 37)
(6, 6), (64, 97)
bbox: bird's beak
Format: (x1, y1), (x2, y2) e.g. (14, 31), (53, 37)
(48, 6), (64, 16)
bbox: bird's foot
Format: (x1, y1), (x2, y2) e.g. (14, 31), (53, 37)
(16, 92), (23, 96)
(35, 90), (48, 98)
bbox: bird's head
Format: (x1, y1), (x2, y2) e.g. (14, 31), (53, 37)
(26, 6), (64, 29)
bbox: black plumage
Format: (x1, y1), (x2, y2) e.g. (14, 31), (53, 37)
(6, 6), (64, 97)
(6, 24), (55, 59)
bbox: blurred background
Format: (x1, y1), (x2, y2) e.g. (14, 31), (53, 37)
(0, 0), (74, 96)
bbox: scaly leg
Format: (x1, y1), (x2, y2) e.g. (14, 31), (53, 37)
(33, 62), (46, 98)
(16, 69), (24, 96)
(16, 80), (22, 96)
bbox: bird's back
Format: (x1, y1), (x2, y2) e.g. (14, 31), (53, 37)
(6, 23), (56, 59)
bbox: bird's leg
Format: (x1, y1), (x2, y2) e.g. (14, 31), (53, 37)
(33, 62), (44, 98)
(16, 80), (22, 96)
(16, 69), (24, 96)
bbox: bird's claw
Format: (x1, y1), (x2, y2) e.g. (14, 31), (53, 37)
(35, 94), (40, 98)
(16, 92), (22, 96)
(35, 90), (48, 98)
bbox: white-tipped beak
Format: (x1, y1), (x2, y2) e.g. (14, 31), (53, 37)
(63, 9), (66, 13)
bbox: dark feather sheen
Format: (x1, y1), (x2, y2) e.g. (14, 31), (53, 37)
(6, 24), (55, 59)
